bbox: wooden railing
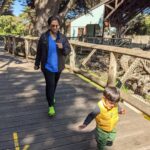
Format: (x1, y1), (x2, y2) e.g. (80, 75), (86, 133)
(3, 35), (38, 59)
(83, 37), (131, 47)
(3, 35), (150, 84)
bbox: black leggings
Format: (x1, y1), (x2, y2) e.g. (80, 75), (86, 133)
(43, 69), (61, 107)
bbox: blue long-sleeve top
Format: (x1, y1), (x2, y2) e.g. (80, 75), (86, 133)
(45, 34), (58, 72)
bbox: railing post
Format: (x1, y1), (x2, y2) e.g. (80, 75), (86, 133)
(107, 52), (118, 86)
(3, 36), (7, 51)
(25, 39), (30, 61)
(7, 36), (11, 53)
(69, 44), (76, 72)
(12, 37), (16, 56)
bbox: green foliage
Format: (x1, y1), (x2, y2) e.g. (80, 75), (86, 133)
(144, 94), (150, 101)
(0, 15), (27, 35)
(121, 84), (129, 93)
(127, 15), (150, 35)
(144, 15), (150, 34)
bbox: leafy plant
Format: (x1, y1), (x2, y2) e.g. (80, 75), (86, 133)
(0, 15), (27, 35)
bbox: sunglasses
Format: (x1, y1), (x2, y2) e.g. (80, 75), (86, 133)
(51, 24), (59, 28)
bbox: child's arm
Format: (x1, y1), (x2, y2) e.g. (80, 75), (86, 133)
(79, 105), (100, 129)
(118, 104), (126, 114)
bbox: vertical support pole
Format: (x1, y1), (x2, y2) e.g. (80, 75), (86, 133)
(107, 52), (118, 86)
(69, 44), (76, 72)
(7, 36), (11, 53)
(12, 37), (16, 56)
(25, 39), (29, 61)
(4, 36), (7, 51)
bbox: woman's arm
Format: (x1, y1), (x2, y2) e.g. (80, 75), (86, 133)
(34, 35), (43, 69)
(60, 35), (71, 56)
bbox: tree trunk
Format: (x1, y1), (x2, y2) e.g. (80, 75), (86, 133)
(34, 0), (60, 35)
(33, 0), (77, 36)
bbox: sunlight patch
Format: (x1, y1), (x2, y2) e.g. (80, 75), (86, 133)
(22, 135), (35, 144)
(67, 121), (95, 132)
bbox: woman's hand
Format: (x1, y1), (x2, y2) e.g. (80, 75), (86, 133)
(34, 65), (39, 70)
(56, 42), (63, 49)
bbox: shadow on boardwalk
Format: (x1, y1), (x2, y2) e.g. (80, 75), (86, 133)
(0, 49), (150, 150)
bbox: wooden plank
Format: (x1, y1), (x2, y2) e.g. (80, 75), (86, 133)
(115, 0), (118, 7)
(69, 40), (150, 59)
(121, 91), (150, 116)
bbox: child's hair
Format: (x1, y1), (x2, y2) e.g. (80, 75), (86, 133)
(103, 86), (120, 103)
(47, 15), (61, 26)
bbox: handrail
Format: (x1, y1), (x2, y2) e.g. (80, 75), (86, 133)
(3, 35), (150, 87)
(69, 40), (150, 60)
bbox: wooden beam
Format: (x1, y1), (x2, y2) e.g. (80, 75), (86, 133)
(105, 4), (114, 10)
(109, 0), (148, 26)
(81, 49), (97, 66)
(69, 40), (150, 60)
(115, 0), (118, 7)
(105, 0), (125, 20)
(120, 58), (141, 84)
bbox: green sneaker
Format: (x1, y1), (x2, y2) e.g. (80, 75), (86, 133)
(48, 106), (55, 116)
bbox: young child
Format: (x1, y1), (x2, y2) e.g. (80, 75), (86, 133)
(79, 86), (125, 150)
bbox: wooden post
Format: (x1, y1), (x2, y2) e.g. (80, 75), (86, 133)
(7, 37), (11, 53)
(12, 37), (16, 56)
(107, 52), (118, 86)
(25, 39), (30, 61)
(4, 37), (7, 51)
(69, 44), (76, 72)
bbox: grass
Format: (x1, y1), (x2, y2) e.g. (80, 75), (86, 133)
(76, 73), (104, 91)
(143, 114), (150, 121)
(121, 84), (129, 93)
(144, 94), (150, 101)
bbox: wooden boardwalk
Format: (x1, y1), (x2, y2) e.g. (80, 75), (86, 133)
(0, 47), (150, 150)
